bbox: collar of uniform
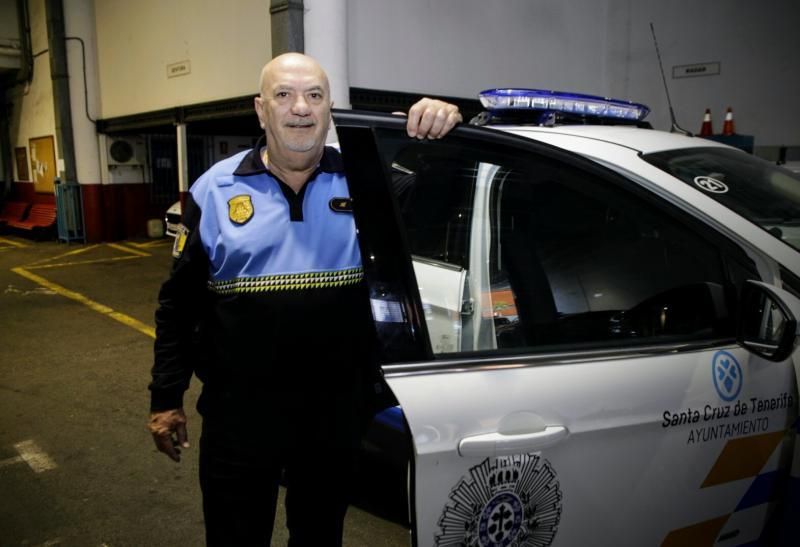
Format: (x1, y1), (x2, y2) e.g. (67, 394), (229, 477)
(232, 135), (344, 176)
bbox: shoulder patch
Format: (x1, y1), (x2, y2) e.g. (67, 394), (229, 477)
(172, 224), (190, 258)
(329, 197), (353, 213)
(228, 194), (254, 224)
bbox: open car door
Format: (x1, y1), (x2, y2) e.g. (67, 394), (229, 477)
(333, 111), (799, 547)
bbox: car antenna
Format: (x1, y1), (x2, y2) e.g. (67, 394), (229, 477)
(650, 22), (692, 136)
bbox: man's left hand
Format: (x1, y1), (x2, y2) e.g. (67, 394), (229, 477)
(406, 98), (462, 140)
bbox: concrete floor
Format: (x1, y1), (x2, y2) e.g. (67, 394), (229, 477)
(0, 235), (410, 547)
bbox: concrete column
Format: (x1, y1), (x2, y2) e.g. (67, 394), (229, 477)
(176, 123), (189, 215)
(304, 0), (349, 109)
(64, 0), (101, 185)
(304, 0), (349, 144)
(270, 0), (304, 55)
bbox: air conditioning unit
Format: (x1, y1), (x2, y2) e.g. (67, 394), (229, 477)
(106, 136), (147, 166)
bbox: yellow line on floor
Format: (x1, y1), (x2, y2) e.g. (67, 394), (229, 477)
(0, 237), (28, 248)
(107, 242), (151, 257)
(25, 255), (142, 270)
(11, 266), (155, 339)
(25, 244), (100, 267)
(129, 239), (171, 249)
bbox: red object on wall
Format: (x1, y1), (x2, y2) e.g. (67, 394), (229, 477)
(10, 182), (56, 205)
(9, 181), (150, 242)
(80, 183), (149, 242)
(80, 184), (105, 242)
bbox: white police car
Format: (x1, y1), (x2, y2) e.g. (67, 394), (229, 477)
(164, 200), (181, 238)
(333, 90), (800, 546)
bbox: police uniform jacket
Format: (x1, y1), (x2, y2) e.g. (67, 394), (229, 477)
(149, 139), (375, 418)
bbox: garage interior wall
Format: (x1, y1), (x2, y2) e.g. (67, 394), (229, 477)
(6, 0), (272, 241)
(5, 0), (58, 205)
(4, 0), (799, 242)
(348, 0), (800, 152)
(0, 1), (22, 191)
(88, 0), (270, 241)
(94, 0), (272, 119)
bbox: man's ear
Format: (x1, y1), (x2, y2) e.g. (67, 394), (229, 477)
(254, 95), (266, 128)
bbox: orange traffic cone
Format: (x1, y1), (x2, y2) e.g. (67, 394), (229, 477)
(722, 107), (735, 135)
(699, 108), (714, 136)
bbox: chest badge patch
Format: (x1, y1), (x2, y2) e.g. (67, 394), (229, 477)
(172, 224), (190, 258)
(228, 195), (254, 225)
(329, 197), (353, 213)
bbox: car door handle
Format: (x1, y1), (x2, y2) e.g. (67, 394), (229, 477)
(458, 426), (569, 458)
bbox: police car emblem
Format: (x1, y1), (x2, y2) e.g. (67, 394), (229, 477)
(435, 453), (562, 547)
(172, 224), (190, 258)
(329, 197), (353, 213)
(712, 350), (743, 401)
(228, 195), (254, 224)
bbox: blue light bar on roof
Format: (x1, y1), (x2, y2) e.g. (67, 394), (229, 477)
(479, 88), (650, 121)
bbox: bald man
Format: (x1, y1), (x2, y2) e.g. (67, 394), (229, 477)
(148, 53), (461, 546)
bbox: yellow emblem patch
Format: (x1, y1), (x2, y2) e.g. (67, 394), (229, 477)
(172, 224), (190, 258)
(228, 195), (254, 225)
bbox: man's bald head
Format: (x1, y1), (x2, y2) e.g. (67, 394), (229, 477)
(254, 53), (333, 170)
(259, 53), (330, 99)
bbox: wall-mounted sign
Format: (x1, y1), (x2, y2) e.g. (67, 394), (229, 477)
(29, 135), (56, 193)
(167, 60), (191, 79)
(672, 62), (721, 79)
(14, 147), (29, 181)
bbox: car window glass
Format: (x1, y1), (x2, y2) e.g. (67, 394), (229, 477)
(780, 266), (800, 300)
(392, 160), (473, 269)
(378, 133), (751, 356)
(642, 147), (800, 252)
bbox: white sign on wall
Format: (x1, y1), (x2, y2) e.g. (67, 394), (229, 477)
(672, 62), (721, 79)
(167, 60), (191, 79)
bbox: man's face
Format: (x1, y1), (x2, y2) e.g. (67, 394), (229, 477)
(255, 55), (332, 157)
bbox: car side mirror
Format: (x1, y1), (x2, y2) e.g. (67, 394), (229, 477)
(737, 280), (800, 362)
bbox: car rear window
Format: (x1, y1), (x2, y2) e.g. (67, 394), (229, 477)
(642, 147), (800, 252)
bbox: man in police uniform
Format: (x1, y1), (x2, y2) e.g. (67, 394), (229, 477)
(148, 53), (461, 546)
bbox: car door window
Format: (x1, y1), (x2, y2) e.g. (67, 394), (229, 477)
(381, 134), (757, 355)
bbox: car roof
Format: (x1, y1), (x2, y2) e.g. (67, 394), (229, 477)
(490, 124), (734, 155)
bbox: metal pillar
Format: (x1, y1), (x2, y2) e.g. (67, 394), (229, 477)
(45, 0), (77, 185)
(176, 123), (189, 217)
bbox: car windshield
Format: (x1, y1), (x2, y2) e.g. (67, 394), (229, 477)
(642, 147), (800, 252)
